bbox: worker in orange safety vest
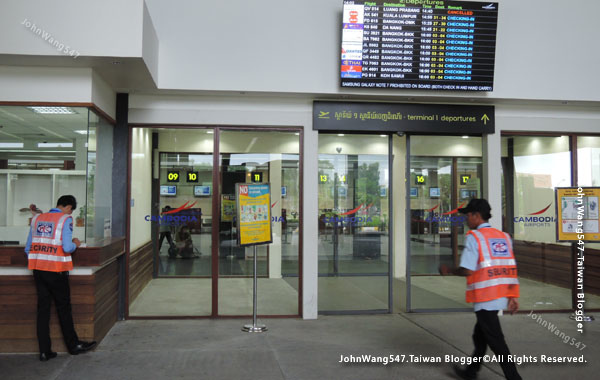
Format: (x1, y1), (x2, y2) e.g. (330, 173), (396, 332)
(439, 198), (522, 380)
(25, 195), (96, 361)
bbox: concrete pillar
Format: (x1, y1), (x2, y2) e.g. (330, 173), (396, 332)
(269, 155), (282, 278)
(303, 127), (319, 319)
(483, 132), (502, 230)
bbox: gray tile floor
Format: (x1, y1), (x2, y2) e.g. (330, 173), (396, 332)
(1, 312), (597, 379)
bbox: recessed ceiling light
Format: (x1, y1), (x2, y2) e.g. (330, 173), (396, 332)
(294, 132), (300, 136)
(74, 130), (88, 135)
(0, 142), (24, 148)
(27, 106), (75, 114)
(462, 136), (469, 139)
(37, 142), (73, 148)
(337, 134), (345, 137)
(380, 134), (387, 137)
(206, 130), (214, 134)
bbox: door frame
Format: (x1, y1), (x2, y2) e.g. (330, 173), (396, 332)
(126, 124), (304, 318)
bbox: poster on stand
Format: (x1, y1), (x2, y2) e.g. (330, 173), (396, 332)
(555, 187), (600, 242)
(236, 183), (272, 246)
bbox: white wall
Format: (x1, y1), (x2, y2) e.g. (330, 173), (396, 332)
(0, 66), (116, 119)
(130, 128), (152, 251)
(0, 0), (145, 58)
(0, 66), (92, 103)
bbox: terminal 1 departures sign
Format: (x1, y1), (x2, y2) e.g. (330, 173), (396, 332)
(341, 0), (498, 91)
(313, 101), (494, 134)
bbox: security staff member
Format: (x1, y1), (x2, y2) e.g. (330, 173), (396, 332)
(439, 198), (522, 380)
(25, 195), (96, 361)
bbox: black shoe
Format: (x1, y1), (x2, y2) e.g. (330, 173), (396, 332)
(453, 364), (477, 380)
(39, 351), (57, 361)
(69, 341), (97, 355)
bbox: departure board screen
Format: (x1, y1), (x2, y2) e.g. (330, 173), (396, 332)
(341, 1), (498, 91)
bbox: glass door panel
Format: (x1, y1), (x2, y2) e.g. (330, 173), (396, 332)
(409, 136), (482, 310)
(129, 128), (214, 317)
(218, 130), (300, 316)
(317, 134), (390, 312)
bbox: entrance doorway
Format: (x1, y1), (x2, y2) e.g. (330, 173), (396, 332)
(128, 127), (302, 317)
(407, 135), (483, 311)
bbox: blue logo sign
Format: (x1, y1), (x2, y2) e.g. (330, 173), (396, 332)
(35, 222), (54, 237)
(489, 238), (509, 257)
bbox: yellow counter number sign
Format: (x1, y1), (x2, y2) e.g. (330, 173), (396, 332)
(415, 175), (426, 185)
(187, 171), (198, 183)
(167, 171), (179, 182)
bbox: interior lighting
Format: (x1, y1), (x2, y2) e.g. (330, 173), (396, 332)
(462, 135), (469, 139)
(74, 130), (88, 135)
(337, 134), (345, 137)
(206, 130), (214, 134)
(37, 142), (73, 148)
(380, 135), (387, 137)
(27, 106), (75, 114)
(0, 142), (24, 148)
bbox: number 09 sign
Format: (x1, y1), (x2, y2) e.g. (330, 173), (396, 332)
(236, 183), (273, 246)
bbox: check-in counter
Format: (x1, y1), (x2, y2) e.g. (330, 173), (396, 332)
(0, 238), (125, 352)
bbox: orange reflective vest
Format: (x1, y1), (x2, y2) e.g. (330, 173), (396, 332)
(28, 212), (74, 272)
(465, 227), (519, 303)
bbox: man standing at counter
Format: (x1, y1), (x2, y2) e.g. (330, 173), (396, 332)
(25, 195), (96, 361)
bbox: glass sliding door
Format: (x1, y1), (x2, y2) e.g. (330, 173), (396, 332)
(408, 136), (482, 310)
(318, 134), (390, 313)
(218, 130), (300, 316)
(129, 128), (214, 317)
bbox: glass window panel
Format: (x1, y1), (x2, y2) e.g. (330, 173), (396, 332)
(0, 105), (107, 246)
(318, 134), (390, 312)
(502, 136), (574, 311)
(577, 136), (600, 309)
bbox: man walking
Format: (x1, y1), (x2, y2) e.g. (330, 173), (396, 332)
(25, 195), (96, 361)
(439, 198), (522, 380)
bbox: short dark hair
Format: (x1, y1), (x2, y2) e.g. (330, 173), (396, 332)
(458, 198), (492, 220)
(57, 195), (77, 210)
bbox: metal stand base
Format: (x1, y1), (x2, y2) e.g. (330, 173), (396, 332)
(242, 324), (268, 333)
(570, 314), (595, 322)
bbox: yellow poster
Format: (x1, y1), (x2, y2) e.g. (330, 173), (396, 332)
(556, 187), (600, 242)
(221, 195), (236, 222)
(236, 183), (272, 246)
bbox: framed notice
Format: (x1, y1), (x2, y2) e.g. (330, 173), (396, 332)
(221, 195), (236, 222)
(236, 183), (273, 246)
(555, 187), (600, 242)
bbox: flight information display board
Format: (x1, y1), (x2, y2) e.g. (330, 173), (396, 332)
(341, 1), (498, 91)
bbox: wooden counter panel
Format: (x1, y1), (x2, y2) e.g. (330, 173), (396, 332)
(0, 260), (120, 352)
(129, 242), (153, 305)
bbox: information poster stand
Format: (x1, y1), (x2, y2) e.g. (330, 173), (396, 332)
(555, 187), (598, 323)
(236, 183), (273, 333)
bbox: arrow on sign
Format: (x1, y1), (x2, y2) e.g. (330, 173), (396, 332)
(481, 114), (490, 125)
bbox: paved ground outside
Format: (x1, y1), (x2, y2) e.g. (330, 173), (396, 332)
(1, 312), (597, 379)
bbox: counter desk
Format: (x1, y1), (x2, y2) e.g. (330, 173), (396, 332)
(0, 238), (125, 352)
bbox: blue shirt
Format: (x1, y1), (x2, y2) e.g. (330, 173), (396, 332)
(459, 222), (508, 312)
(25, 209), (77, 255)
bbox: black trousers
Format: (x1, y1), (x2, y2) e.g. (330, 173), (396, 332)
(33, 270), (79, 353)
(466, 310), (522, 380)
(159, 231), (174, 250)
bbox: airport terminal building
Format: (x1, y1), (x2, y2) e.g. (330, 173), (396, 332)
(0, 0), (599, 352)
